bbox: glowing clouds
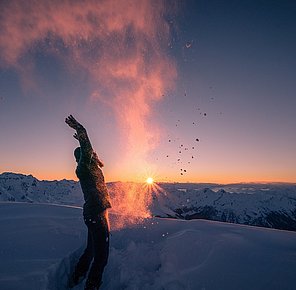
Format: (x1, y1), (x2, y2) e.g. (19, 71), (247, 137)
(0, 0), (178, 228)
(0, 0), (177, 177)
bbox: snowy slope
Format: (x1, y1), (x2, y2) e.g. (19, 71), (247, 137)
(1, 202), (296, 290)
(0, 203), (85, 290)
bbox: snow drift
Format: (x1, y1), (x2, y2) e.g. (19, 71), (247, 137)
(1, 202), (296, 290)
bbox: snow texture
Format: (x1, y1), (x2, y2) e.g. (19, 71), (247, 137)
(1, 202), (296, 290)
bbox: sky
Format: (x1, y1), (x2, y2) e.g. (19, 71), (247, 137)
(0, 0), (295, 183)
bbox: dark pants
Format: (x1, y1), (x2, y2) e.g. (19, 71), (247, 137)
(74, 211), (110, 288)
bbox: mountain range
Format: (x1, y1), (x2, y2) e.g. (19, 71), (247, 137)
(1, 172), (296, 231)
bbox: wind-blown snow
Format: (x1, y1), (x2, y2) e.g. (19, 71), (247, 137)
(1, 202), (296, 290)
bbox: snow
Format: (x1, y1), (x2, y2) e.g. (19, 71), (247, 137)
(0, 203), (85, 290)
(1, 202), (296, 290)
(151, 183), (296, 230)
(0, 172), (83, 205)
(2, 172), (296, 231)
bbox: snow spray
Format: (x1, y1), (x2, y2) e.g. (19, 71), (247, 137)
(0, 0), (177, 179)
(108, 182), (154, 230)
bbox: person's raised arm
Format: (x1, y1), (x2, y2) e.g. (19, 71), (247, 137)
(65, 115), (93, 163)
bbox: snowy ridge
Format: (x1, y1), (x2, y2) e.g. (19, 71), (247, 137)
(0, 172), (83, 205)
(1, 172), (296, 231)
(155, 183), (296, 231)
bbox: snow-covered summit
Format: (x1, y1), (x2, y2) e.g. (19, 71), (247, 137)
(0, 172), (83, 205)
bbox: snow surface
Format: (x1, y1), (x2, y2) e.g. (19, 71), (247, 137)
(1, 202), (296, 290)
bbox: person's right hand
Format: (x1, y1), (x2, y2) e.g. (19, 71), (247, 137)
(65, 115), (83, 130)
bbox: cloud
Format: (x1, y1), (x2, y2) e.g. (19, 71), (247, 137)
(1, 0), (178, 226)
(0, 0), (177, 174)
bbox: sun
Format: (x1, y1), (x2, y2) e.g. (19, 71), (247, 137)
(146, 177), (154, 185)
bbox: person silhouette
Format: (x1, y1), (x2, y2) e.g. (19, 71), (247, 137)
(65, 115), (111, 290)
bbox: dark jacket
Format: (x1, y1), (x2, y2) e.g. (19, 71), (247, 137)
(75, 126), (111, 219)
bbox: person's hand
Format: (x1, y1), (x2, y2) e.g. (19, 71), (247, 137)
(65, 115), (83, 130)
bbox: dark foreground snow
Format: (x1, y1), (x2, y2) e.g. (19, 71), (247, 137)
(1, 202), (296, 290)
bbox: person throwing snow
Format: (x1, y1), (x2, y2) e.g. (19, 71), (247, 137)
(65, 115), (111, 290)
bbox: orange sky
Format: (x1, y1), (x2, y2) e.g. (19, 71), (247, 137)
(0, 0), (295, 183)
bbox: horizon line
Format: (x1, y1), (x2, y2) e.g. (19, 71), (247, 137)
(1, 171), (296, 185)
